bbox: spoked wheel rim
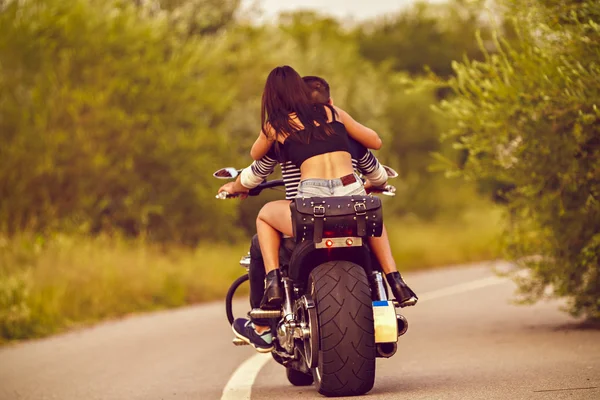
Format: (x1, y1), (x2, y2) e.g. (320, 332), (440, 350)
(296, 295), (318, 369)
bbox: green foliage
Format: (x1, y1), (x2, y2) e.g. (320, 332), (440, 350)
(438, 0), (600, 319)
(0, 0), (240, 244)
(355, 0), (494, 76)
(0, 233), (248, 341)
(0, 0), (510, 341)
(0, 0), (494, 242)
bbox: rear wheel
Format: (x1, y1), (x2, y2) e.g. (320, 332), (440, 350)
(286, 367), (314, 386)
(309, 261), (376, 397)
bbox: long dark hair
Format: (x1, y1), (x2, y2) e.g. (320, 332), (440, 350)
(261, 65), (334, 144)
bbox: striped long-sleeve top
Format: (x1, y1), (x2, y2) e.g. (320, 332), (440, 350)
(244, 141), (385, 199)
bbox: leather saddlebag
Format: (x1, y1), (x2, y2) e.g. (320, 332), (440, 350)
(290, 195), (383, 243)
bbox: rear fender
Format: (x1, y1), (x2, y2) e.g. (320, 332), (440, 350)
(288, 241), (372, 286)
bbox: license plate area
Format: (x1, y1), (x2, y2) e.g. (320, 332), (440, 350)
(314, 237), (363, 249)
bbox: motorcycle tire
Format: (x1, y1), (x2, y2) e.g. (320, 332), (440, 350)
(225, 274), (249, 325)
(286, 367), (314, 386)
(309, 261), (376, 397)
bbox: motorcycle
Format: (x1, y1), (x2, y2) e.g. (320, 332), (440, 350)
(215, 166), (409, 397)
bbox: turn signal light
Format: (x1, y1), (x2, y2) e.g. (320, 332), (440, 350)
(325, 240), (334, 248)
(346, 238), (354, 246)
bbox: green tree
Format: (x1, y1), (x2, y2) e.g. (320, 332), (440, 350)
(438, 0), (600, 319)
(355, 0), (494, 77)
(0, 0), (241, 243)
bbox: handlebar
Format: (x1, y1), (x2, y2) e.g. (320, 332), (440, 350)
(216, 179), (395, 199)
(215, 179), (285, 199)
(248, 179), (284, 195)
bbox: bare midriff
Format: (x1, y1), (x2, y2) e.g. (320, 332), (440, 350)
(299, 151), (354, 181)
(284, 109), (354, 181)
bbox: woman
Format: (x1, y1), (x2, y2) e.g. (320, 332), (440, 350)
(252, 65), (416, 297)
(230, 66), (416, 351)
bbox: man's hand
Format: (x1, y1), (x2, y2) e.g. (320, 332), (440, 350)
(218, 179), (249, 199)
(364, 180), (388, 194)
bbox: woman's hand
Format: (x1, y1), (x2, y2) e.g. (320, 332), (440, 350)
(334, 106), (382, 150)
(250, 127), (276, 160)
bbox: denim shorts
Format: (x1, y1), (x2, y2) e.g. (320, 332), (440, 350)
(296, 173), (366, 198)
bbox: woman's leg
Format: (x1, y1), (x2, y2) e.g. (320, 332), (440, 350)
(256, 200), (293, 272)
(367, 225), (396, 274)
(256, 200), (293, 308)
(367, 224), (418, 307)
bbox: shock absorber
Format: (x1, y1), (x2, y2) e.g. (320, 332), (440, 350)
(281, 277), (295, 321)
(370, 271), (388, 301)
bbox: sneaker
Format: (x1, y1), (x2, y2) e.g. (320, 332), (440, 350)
(232, 318), (274, 353)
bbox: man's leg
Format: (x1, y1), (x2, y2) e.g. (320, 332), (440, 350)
(248, 234), (270, 327)
(231, 234), (274, 353)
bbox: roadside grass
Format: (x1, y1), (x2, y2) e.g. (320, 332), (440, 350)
(0, 206), (502, 343)
(0, 236), (250, 344)
(389, 206), (503, 270)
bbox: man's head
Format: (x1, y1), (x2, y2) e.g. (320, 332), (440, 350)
(302, 76), (332, 105)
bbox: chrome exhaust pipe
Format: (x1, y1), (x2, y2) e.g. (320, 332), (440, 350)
(397, 314), (408, 337)
(248, 308), (282, 319)
(376, 342), (397, 358)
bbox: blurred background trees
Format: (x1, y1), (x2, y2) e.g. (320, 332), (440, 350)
(0, 0), (597, 328)
(0, 0), (482, 242)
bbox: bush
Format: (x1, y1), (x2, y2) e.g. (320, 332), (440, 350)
(438, 0), (600, 319)
(0, 0), (240, 244)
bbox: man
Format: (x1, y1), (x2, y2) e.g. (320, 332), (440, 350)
(219, 76), (417, 352)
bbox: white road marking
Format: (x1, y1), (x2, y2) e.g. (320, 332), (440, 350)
(418, 276), (506, 303)
(220, 275), (507, 400)
(221, 353), (272, 400)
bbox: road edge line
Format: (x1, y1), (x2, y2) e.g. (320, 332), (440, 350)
(419, 276), (506, 303)
(221, 353), (271, 400)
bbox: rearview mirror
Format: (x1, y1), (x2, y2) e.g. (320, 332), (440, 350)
(382, 165), (398, 178)
(213, 167), (239, 179)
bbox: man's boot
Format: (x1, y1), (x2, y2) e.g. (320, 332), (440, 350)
(386, 271), (418, 307)
(260, 269), (283, 309)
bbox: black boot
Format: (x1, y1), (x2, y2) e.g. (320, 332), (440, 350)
(260, 269), (283, 309)
(386, 272), (418, 307)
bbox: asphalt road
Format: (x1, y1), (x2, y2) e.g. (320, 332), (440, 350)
(1, 263), (598, 400)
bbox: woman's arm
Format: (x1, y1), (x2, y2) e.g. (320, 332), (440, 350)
(250, 127), (276, 160)
(334, 106), (382, 150)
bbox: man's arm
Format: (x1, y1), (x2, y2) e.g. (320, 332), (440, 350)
(348, 137), (388, 187)
(240, 151), (278, 188)
(218, 150), (278, 195)
(357, 150), (388, 187)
